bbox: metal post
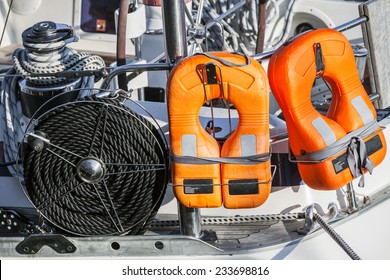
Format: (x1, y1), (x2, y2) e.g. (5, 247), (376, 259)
(161, 0), (188, 63)
(346, 182), (358, 212)
(130, 0), (144, 99)
(161, 0), (202, 238)
(116, 0), (129, 91)
(178, 203), (202, 239)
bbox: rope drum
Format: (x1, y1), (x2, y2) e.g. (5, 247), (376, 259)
(1, 21), (106, 177)
(23, 96), (168, 236)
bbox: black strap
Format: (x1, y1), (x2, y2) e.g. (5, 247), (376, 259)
(315, 42), (325, 77)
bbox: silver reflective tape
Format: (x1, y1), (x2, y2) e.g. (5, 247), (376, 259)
(182, 134), (197, 156)
(241, 134), (256, 156)
(351, 96), (374, 125)
(312, 117), (337, 146)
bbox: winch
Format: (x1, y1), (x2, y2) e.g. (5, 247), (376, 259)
(0, 21), (169, 236)
(14, 21), (105, 117)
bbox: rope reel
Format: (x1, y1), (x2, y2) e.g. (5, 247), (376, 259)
(1, 21), (105, 177)
(21, 93), (168, 236)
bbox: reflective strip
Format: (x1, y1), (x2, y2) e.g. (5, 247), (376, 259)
(294, 120), (380, 162)
(182, 134), (196, 156)
(351, 96), (374, 125)
(241, 134), (256, 156)
(312, 117), (337, 146)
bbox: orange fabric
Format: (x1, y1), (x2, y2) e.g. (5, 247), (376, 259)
(167, 52), (271, 208)
(268, 28), (386, 190)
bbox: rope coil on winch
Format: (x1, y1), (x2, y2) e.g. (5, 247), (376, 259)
(0, 21), (105, 176)
(13, 39), (105, 86)
(24, 95), (168, 236)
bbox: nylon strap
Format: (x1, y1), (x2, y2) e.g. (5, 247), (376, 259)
(195, 52), (251, 67)
(294, 120), (380, 162)
(170, 151), (271, 165)
(294, 120), (380, 188)
(347, 136), (374, 187)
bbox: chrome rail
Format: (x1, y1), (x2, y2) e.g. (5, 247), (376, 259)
(101, 63), (172, 89)
(253, 16), (369, 61)
(101, 15), (370, 90)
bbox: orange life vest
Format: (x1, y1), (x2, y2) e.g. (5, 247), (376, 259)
(167, 52), (271, 208)
(268, 28), (387, 190)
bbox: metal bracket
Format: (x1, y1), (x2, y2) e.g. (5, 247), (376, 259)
(315, 42), (325, 77)
(297, 203), (346, 235)
(16, 234), (77, 255)
(297, 204), (315, 235)
(0, 209), (35, 236)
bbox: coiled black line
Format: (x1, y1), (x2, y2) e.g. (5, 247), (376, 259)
(24, 96), (168, 236)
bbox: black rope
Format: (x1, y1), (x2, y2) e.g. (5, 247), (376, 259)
(24, 96), (168, 236)
(314, 213), (361, 260)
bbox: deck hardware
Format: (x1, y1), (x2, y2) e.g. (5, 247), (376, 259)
(204, 20), (225, 51)
(200, 62), (233, 137)
(298, 203), (345, 235)
(297, 205), (315, 235)
(27, 131), (48, 153)
(0, 209), (35, 236)
(76, 157), (106, 184)
(346, 182), (359, 213)
(15, 234), (76, 255)
(314, 42), (325, 77)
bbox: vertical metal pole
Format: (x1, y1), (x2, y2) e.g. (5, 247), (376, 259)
(178, 204), (202, 238)
(161, 0), (202, 238)
(255, 0), (267, 53)
(161, 0), (188, 63)
(130, 0), (144, 100)
(130, 0), (142, 59)
(346, 182), (358, 212)
(117, 0), (129, 91)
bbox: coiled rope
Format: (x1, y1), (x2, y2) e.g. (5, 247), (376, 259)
(0, 31), (105, 177)
(24, 96), (168, 236)
(13, 37), (105, 86)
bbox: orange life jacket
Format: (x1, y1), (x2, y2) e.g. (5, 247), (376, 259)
(268, 28), (386, 190)
(167, 52), (271, 208)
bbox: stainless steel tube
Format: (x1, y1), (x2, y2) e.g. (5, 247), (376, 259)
(162, 0), (202, 238)
(252, 16), (368, 62)
(101, 63), (172, 89)
(161, 0), (188, 63)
